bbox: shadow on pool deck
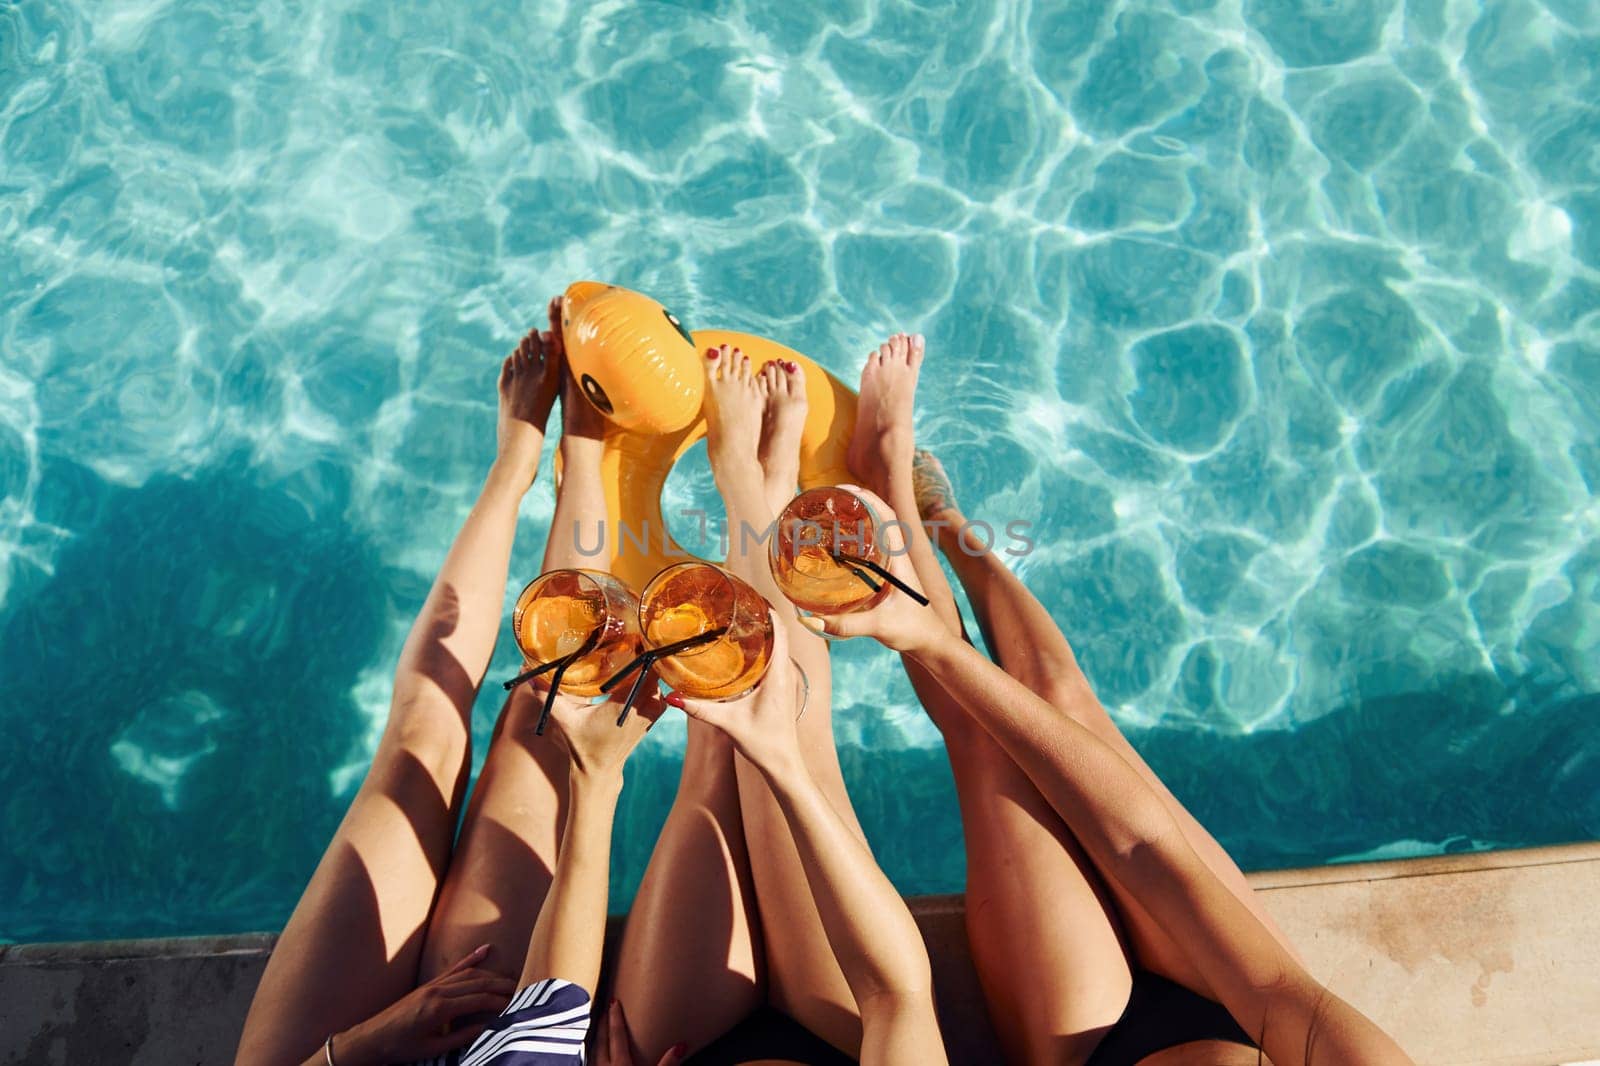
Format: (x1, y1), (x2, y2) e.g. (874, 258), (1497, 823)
(2, 843), (1597, 1065)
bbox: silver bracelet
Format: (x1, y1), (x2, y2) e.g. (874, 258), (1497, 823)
(324, 1033), (337, 1066)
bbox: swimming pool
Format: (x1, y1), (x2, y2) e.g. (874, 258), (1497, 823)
(2, 0), (1597, 943)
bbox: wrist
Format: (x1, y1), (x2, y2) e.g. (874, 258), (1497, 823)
(330, 1019), (386, 1066)
(902, 627), (965, 664)
(569, 764), (625, 798)
(751, 744), (808, 788)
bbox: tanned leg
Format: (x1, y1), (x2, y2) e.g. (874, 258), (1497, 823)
(932, 485), (1302, 997)
(850, 334), (1134, 1065)
(237, 325), (558, 1065)
(417, 298), (591, 981)
(720, 352), (873, 1055)
(611, 349), (765, 1061)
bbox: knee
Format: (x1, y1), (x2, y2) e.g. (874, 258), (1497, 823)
(381, 698), (470, 782)
(1035, 676), (1105, 726)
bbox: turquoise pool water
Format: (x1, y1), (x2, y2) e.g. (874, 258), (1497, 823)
(3, 0), (1598, 943)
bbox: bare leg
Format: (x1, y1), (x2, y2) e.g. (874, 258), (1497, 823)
(418, 300), (590, 981)
(848, 335), (964, 641)
(540, 299), (611, 576)
(747, 360), (857, 843)
(612, 720), (764, 1059)
(415, 685), (568, 982)
(237, 329), (559, 1065)
(932, 495), (1302, 996)
(611, 347), (765, 1060)
(749, 357), (873, 1050)
(852, 334), (1134, 1064)
(704, 349), (866, 1054)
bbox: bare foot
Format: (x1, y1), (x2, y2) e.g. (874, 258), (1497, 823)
(541, 299), (609, 569)
(548, 296), (607, 453)
(493, 323), (561, 492)
(559, 367), (608, 452)
(757, 358), (807, 516)
(911, 449), (958, 522)
(703, 345), (766, 496)
(846, 332), (924, 496)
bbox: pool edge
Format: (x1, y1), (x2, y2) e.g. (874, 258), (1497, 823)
(4, 842), (1598, 1065)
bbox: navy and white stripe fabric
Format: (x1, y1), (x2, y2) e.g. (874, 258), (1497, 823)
(414, 978), (591, 1065)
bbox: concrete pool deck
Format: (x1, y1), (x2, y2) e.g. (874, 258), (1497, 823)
(3, 841), (1597, 1065)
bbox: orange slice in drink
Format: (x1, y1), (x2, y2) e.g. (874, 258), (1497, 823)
(562, 656), (602, 688)
(647, 602), (712, 645)
(520, 594), (601, 660)
(669, 639), (744, 691)
(793, 544), (838, 577)
(648, 603), (743, 692)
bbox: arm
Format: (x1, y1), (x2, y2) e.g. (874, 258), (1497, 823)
(674, 620), (948, 1066)
(306, 948), (516, 1066)
(519, 682), (664, 993)
(518, 765), (621, 992)
(812, 490), (1412, 1066)
(757, 750), (948, 1066)
(908, 633), (1408, 1064)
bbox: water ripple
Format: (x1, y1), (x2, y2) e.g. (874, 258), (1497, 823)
(1, 0), (1597, 940)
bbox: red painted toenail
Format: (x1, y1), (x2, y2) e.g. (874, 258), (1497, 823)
(706, 348), (719, 359)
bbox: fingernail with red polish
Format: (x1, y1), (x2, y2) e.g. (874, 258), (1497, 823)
(665, 693), (685, 709)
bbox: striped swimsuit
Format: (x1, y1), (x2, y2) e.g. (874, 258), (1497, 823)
(415, 978), (591, 1065)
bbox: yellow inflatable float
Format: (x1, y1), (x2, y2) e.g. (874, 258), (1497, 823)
(558, 281), (859, 590)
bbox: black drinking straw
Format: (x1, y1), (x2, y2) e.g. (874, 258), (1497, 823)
(532, 655), (575, 737)
(600, 626), (730, 726)
(502, 655), (567, 691)
(832, 550), (931, 607)
(503, 625), (603, 737)
(839, 560), (882, 593)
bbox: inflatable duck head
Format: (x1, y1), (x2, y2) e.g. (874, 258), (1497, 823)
(560, 281), (704, 435)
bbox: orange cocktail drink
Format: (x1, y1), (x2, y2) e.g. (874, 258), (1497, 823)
(640, 562), (774, 700)
(512, 569), (641, 697)
(768, 486), (893, 616)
